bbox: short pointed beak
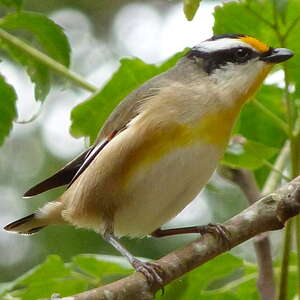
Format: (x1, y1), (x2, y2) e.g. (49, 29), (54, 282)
(260, 48), (294, 63)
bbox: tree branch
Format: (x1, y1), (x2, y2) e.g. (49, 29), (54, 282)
(222, 168), (276, 300)
(56, 175), (300, 300)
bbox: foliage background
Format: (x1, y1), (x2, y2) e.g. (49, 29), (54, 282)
(0, 0), (299, 299)
(0, 0), (224, 282)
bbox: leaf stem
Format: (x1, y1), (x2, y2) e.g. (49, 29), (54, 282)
(262, 159), (290, 182)
(277, 220), (292, 300)
(202, 272), (257, 294)
(0, 28), (98, 93)
(282, 62), (300, 300)
(222, 168), (276, 300)
(262, 141), (290, 195)
(275, 18), (300, 297)
(252, 99), (289, 135)
(276, 69), (293, 300)
(263, 140), (291, 300)
(272, 0), (280, 32)
(271, 0), (300, 294)
(245, 3), (275, 30)
(282, 15), (300, 42)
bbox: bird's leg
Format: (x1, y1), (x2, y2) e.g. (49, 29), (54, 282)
(102, 230), (165, 286)
(151, 224), (231, 249)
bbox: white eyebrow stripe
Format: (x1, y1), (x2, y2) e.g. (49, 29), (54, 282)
(193, 38), (256, 53)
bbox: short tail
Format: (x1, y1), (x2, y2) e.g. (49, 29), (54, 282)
(4, 201), (65, 235)
(4, 214), (46, 234)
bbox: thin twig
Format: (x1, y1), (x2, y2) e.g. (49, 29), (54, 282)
(262, 160), (290, 182)
(262, 142), (290, 195)
(0, 29), (98, 93)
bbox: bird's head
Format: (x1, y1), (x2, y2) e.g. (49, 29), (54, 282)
(186, 34), (294, 102)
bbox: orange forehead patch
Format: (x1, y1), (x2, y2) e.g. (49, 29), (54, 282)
(239, 36), (270, 53)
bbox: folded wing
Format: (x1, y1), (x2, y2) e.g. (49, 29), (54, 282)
(23, 75), (163, 197)
(23, 148), (91, 197)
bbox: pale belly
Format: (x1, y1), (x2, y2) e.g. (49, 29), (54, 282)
(113, 141), (222, 237)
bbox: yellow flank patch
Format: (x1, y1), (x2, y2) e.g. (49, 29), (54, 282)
(121, 107), (240, 187)
(239, 36), (270, 53)
(194, 106), (241, 147)
(119, 123), (191, 187)
(121, 64), (274, 186)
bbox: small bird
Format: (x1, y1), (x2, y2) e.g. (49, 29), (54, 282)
(5, 34), (293, 285)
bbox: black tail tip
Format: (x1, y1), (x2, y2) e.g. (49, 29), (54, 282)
(23, 188), (37, 198)
(4, 214), (35, 231)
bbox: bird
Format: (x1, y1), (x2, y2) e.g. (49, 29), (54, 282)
(4, 34), (293, 285)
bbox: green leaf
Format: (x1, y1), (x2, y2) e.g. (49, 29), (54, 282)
(275, 0), (288, 23)
(72, 254), (131, 284)
(222, 139), (278, 170)
(234, 85), (287, 187)
(0, 12), (70, 66)
(213, 0), (298, 187)
(70, 50), (186, 143)
(27, 59), (51, 100)
(15, 255), (71, 285)
(182, 254), (243, 299)
(7, 255), (88, 300)
(213, 1), (275, 44)
(183, 0), (201, 21)
(201, 293), (240, 300)
(156, 276), (189, 300)
(157, 253), (243, 300)
(236, 85), (286, 148)
(0, 38), (51, 101)
(0, 0), (22, 9)
(182, 257), (259, 300)
(0, 74), (17, 146)
(281, 0), (300, 97)
(273, 252), (298, 299)
(213, 0), (300, 120)
(233, 277), (259, 300)
(0, 281), (15, 296)
(19, 278), (88, 300)
(242, 84), (287, 185)
(0, 12), (70, 101)
(4, 253), (297, 300)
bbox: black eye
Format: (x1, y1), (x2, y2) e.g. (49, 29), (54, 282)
(234, 48), (251, 62)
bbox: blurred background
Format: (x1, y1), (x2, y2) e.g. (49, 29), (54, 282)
(0, 0), (280, 283)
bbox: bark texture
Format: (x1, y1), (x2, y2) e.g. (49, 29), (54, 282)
(59, 175), (300, 300)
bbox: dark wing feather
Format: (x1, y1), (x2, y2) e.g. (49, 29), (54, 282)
(67, 130), (120, 188)
(24, 72), (166, 197)
(23, 148), (92, 197)
(67, 137), (110, 188)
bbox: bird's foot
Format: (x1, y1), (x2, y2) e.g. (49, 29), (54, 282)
(131, 258), (165, 289)
(151, 224), (231, 249)
(197, 223), (231, 250)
